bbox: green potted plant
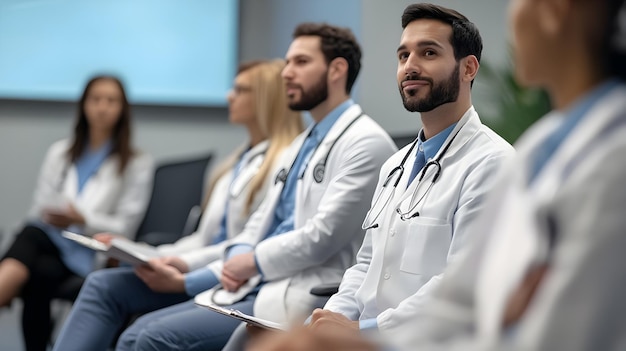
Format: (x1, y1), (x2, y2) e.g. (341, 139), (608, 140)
(476, 60), (552, 144)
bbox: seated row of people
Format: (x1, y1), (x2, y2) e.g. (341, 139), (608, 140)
(4, 0), (626, 350)
(242, 1), (626, 351)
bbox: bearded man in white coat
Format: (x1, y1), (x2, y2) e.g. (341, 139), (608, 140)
(384, 0), (626, 350)
(102, 23), (397, 351)
(303, 2), (514, 343)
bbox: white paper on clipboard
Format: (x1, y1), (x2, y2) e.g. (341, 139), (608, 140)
(61, 231), (160, 266)
(61, 231), (108, 251)
(194, 289), (286, 331)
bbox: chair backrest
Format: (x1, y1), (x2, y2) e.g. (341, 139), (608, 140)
(135, 152), (212, 243)
(391, 134), (416, 150)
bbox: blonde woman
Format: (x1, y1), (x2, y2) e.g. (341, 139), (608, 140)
(51, 59), (302, 351)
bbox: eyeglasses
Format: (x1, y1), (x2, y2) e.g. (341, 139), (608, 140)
(232, 85), (253, 95)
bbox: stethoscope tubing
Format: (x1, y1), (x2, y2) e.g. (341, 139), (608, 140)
(275, 112), (364, 185)
(362, 124), (463, 229)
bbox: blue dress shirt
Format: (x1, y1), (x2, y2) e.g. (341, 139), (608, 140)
(266, 99), (354, 240)
(528, 79), (619, 184)
(75, 140), (113, 193)
(406, 123), (457, 187)
(223, 99), (355, 281)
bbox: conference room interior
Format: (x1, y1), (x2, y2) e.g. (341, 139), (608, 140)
(0, 1), (510, 349)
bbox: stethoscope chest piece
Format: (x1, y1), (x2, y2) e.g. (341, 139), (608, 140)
(313, 163), (325, 183)
(276, 112), (365, 186)
(275, 169), (288, 184)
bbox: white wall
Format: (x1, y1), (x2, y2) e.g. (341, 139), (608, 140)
(0, 101), (245, 232)
(359, 0), (509, 135)
(0, 0), (509, 232)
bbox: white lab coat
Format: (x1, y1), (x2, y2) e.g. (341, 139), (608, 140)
(477, 83), (626, 351)
(208, 104), (397, 323)
(390, 84), (626, 351)
(157, 141), (271, 271)
(28, 138), (153, 272)
(323, 107), (513, 340)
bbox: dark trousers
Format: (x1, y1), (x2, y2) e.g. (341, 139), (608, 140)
(3, 225), (74, 351)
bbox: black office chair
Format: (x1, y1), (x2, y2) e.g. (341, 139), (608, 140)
(48, 152), (213, 344)
(52, 152), (212, 298)
(134, 153), (213, 246)
(391, 134), (416, 149)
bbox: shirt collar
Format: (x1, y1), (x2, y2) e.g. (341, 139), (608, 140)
(418, 122), (457, 161)
(559, 78), (620, 125)
(82, 139), (113, 159)
(310, 99), (354, 141)
(526, 78), (620, 184)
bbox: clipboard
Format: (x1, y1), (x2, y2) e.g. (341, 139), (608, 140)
(194, 289), (286, 331)
(61, 230), (108, 251)
(61, 231), (159, 266)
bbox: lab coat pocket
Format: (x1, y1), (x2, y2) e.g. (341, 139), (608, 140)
(399, 222), (452, 276)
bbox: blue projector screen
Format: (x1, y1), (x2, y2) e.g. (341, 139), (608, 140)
(0, 0), (238, 106)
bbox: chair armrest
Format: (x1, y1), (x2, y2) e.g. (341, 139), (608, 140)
(309, 282), (341, 297)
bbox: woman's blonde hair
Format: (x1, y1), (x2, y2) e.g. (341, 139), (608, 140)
(204, 59), (303, 213)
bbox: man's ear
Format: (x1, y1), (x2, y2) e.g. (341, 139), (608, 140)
(461, 55), (479, 84)
(328, 57), (348, 84)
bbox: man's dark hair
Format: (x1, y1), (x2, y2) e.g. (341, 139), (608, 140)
(605, 0), (626, 80)
(293, 23), (362, 94)
(401, 3), (483, 64)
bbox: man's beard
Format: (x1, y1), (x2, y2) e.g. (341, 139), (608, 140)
(288, 70), (329, 111)
(400, 63), (460, 112)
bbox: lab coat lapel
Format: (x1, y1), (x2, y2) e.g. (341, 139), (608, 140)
(473, 114), (560, 340)
(62, 164), (79, 201)
(298, 105), (363, 200)
(475, 164), (543, 341)
(230, 141), (269, 198)
(395, 108), (478, 209)
(259, 131), (308, 232)
(533, 88), (626, 200)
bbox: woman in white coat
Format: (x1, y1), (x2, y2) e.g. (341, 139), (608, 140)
(51, 59), (303, 351)
(0, 75), (154, 351)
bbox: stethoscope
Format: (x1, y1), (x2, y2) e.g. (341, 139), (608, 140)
(229, 147), (267, 199)
(361, 126), (462, 230)
(275, 112), (364, 185)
